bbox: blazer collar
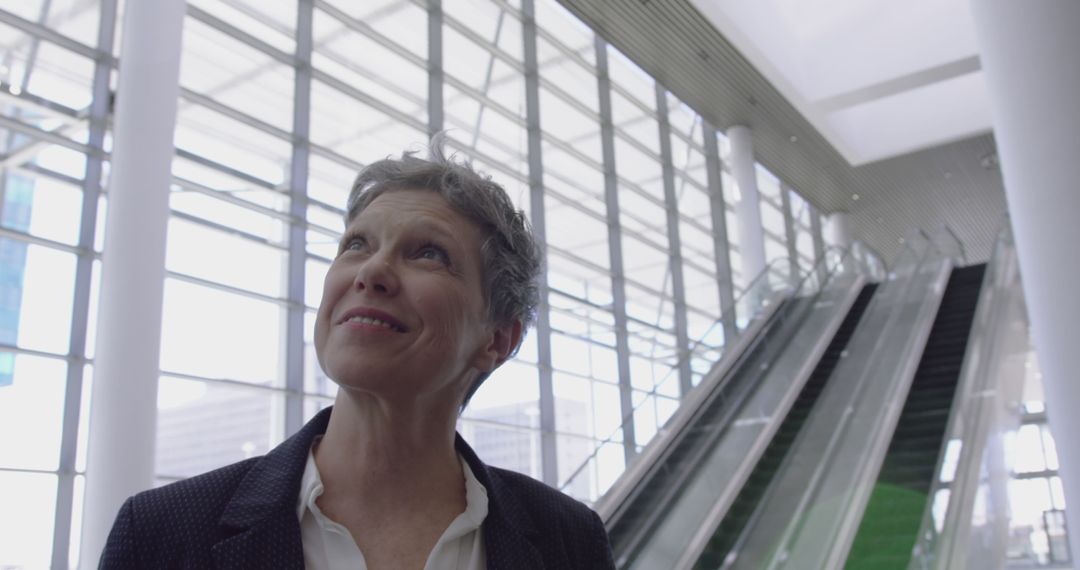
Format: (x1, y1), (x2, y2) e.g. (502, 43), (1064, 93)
(211, 406), (332, 568)
(455, 434), (546, 569)
(211, 406), (548, 569)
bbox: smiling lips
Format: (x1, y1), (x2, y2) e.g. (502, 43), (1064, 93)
(337, 307), (408, 332)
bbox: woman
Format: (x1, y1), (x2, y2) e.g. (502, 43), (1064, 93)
(100, 143), (615, 569)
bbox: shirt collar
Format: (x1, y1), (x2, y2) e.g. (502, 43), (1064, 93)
(295, 438), (490, 532)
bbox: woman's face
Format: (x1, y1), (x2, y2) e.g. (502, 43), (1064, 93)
(314, 189), (504, 403)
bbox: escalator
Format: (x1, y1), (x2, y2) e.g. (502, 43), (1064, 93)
(693, 283), (880, 569)
(845, 263), (986, 569)
(607, 297), (809, 561)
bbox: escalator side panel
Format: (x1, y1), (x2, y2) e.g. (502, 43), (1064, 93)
(844, 264), (986, 570)
(695, 283), (880, 569)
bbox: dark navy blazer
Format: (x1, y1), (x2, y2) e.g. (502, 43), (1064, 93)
(100, 407), (614, 569)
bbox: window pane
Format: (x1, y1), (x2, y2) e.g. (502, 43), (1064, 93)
(459, 420), (540, 481)
(159, 279), (283, 386)
(0, 354), (66, 470)
(166, 216), (287, 298)
(3, 241), (76, 355)
(0, 471), (57, 569)
(156, 376), (284, 478)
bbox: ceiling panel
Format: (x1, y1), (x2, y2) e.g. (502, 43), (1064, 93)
(555, 0), (1007, 266)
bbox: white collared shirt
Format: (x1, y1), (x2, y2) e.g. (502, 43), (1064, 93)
(296, 441), (488, 570)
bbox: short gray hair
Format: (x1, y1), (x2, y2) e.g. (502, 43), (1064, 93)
(345, 138), (542, 406)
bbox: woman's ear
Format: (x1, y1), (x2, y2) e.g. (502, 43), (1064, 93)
(473, 319), (523, 374)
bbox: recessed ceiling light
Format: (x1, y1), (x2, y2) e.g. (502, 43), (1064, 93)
(944, 172), (953, 179)
(851, 193), (860, 201)
(898, 237), (905, 244)
(789, 135), (798, 143)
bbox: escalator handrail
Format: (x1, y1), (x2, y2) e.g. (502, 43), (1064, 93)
(557, 257), (795, 499)
(606, 246), (864, 564)
(908, 218), (1018, 570)
(768, 228), (960, 569)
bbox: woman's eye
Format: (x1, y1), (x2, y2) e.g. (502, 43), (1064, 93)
(342, 236), (367, 252)
(417, 244), (450, 264)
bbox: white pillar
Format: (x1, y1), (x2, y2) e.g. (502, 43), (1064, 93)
(971, 0), (1080, 560)
(727, 125), (767, 281)
(80, 1), (185, 566)
(824, 211), (853, 250)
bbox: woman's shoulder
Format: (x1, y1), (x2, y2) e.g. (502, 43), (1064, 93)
(484, 466), (615, 568)
(127, 456), (262, 520)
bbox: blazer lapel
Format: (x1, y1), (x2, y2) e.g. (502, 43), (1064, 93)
(211, 407), (333, 569)
(456, 435), (546, 570)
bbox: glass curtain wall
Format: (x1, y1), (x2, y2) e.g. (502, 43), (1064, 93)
(0, 0), (830, 565)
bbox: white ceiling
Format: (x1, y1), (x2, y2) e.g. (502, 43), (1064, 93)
(688, 0), (994, 165)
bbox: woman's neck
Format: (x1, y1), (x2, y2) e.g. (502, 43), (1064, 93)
(313, 390), (465, 514)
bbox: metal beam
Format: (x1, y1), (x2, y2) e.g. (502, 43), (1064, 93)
(595, 36), (636, 464)
(655, 85), (692, 396)
(702, 121), (738, 345)
(427, 0), (443, 137)
(780, 182), (801, 286)
(521, 0), (557, 487)
(51, 0), (116, 566)
(284, 0), (314, 437)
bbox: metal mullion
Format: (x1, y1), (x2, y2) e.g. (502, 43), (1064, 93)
(655, 84), (692, 397)
(173, 148), (279, 190)
(158, 368), (295, 395)
(169, 210), (287, 251)
(178, 87), (292, 142)
(594, 35), (637, 462)
(0, 6), (108, 61)
(810, 206), (825, 260)
(539, 129), (604, 171)
(0, 119), (85, 169)
(608, 81), (659, 120)
(542, 167), (605, 207)
(283, 0), (314, 437)
(186, 4), (292, 65)
(469, 7), (506, 148)
(309, 141), (366, 173)
(0, 114), (95, 155)
(442, 135), (529, 185)
(0, 344), (90, 371)
(428, 0), (443, 137)
(535, 25), (595, 71)
(441, 10), (524, 71)
(50, 0), (115, 564)
(311, 68), (426, 133)
(537, 75), (600, 122)
(612, 125), (662, 164)
(546, 243), (610, 276)
(11, 162), (82, 188)
(521, 0), (557, 487)
(170, 176), (294, 225)
(443, 74), (525, 127)
(165, 269), (294, 309)
(780, 182), (802, 285)
(312, 43), (426, 114)
(0, 85), (82, 119)
(0, 225), (87, 256)
(314, 0), (427, 69)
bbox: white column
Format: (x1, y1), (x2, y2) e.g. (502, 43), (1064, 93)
(971, 0), (1080, 560)
(727, 125), (767, 281)
(80, 1), (186, 566)
(824, 211), (853, 250)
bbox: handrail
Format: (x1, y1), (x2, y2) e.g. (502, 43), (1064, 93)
(744, 224), (962, 569)
(907, 215), (1023, 570)
(556, 256), (794, 497)
(611, 244), (864, 567)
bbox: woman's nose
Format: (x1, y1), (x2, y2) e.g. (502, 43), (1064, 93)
(352, 253), (400, 295)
